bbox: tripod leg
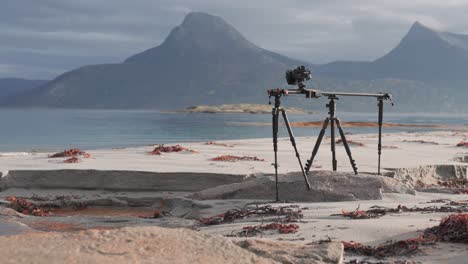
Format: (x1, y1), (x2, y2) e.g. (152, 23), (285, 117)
(377, 99), (383, 175)
(280, 109), (311, 190)
(305, 118), (329, 173)
(335, 118), (358, 174)
(272, 107), (280, 201)
(330, 118), (337, 171)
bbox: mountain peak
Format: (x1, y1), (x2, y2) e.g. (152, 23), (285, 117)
(181, 12), (227, 27)
(407, 21), (436, 36)
(124, 12), (258, 64)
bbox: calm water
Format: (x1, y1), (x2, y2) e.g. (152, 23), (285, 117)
(1, 109), (467, 152)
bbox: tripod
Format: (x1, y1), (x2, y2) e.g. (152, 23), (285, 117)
(270, 91), (311, 201)
(304, 95), (358, 175)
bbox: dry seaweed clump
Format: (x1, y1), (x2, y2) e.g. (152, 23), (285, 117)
(211, 155), (265, 162)
(205, 141), (234, 147)
(198, 205), (303, 226)
(340, 206), (386, 219)
(437, 179), (468, 194)
(425, 213), (468, 243)
(402, 140), (439, 145)
(48, 148), (91, 158)
(6, 196), (54, 216)
(63, 157), (81, 163)
(149, 145), (197, 155)
(227, 223), (300, 237)
(456, 141), (468, 147)
(343, 236), (435, 259)
(336, 202), (468, 220)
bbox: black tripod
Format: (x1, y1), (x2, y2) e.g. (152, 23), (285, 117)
(270, 91), (311, 201)
(304, 96), (358, 174)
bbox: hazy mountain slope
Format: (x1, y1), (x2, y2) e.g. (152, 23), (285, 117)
(7, 12), (305, 109)
(0, 78), (47, 102)
(315, 22), (468, 81)
(4, 16), (468, 112)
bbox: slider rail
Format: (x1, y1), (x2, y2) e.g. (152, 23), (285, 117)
(268, 88), (392, 101)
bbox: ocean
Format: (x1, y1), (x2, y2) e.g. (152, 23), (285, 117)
(1, 109), (467, 152)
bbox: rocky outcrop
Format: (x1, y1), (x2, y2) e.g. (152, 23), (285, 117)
(0, 170), (247, 191)
(192, 171), (414, 202)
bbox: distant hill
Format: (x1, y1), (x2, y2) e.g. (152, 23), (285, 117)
(6, 12), (304, 109)
(315, 22), (468, 81)
(4, 14), (468, 112)
(0, 78), (47, 103)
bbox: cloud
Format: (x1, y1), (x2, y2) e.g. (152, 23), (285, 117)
(2, 0), (468, 79)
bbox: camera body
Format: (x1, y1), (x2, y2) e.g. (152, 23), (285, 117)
(285, 65), (311, 87)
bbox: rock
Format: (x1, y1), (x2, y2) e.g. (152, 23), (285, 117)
(379, 177), (416, 195)
(389, 165), (468, 187)
(192, 171), (387, 202)
(236, 239), (344, 264)
(1, 170), (247, 191)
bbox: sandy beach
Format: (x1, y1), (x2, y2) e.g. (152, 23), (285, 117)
(0, 130), (467, 263)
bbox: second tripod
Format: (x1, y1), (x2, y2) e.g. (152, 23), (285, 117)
(304, 95), (358, 175)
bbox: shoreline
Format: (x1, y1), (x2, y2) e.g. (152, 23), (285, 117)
(2, 126), (467, 153)
(0, 129), (468, 174)
(0, 130), (467, 263)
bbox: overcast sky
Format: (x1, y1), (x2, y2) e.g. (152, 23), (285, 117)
(2, 0), (468, 79)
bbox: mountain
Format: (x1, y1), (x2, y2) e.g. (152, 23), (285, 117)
(6, 12), (304, 109)
(4, 16), (468, 112)
(0, 78), (47, 103)
(315, 22), (468, 81)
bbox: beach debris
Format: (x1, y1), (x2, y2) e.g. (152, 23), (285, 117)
(402, 140), (439, 145)
(423, 198), (452, 204)
(346, 259), (415, 264)
(210, 155), (265, 162)
(424, 213), (468, 243)
(138, 210), (173, 219)
(198, 205), (303, 226)
(227, 223), (300, 237)
(48, 148), (91, 158)
(6, 196), (54, 217)
(382, 145), (399, 149)
(437, 178), (468, 194)
(335, 139), (365, 147)
(456, 141), (468, 147)
(335, 203), (468, 219)
(412, 178), (467, 194)
(138, 210), (161, 219)
(343, 236), (436, 258)
(63, 157), (81, 163)
(340, 206), (386, 219)
(149, 144), (197, 155)
(204, 141), (234, 147)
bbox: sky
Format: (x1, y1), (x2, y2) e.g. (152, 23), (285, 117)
(2, 0), (468, 79)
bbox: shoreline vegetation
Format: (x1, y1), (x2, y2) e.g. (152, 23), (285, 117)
(163, 104), (310, 114)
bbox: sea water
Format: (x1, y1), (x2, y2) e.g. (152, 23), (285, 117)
(0, 109), (466, 152)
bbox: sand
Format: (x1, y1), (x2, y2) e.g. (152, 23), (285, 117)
(0, 131), (466, 177)
(0, 130), (467, 263)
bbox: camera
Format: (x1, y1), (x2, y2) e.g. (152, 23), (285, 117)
(285, 65), (311, 87)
